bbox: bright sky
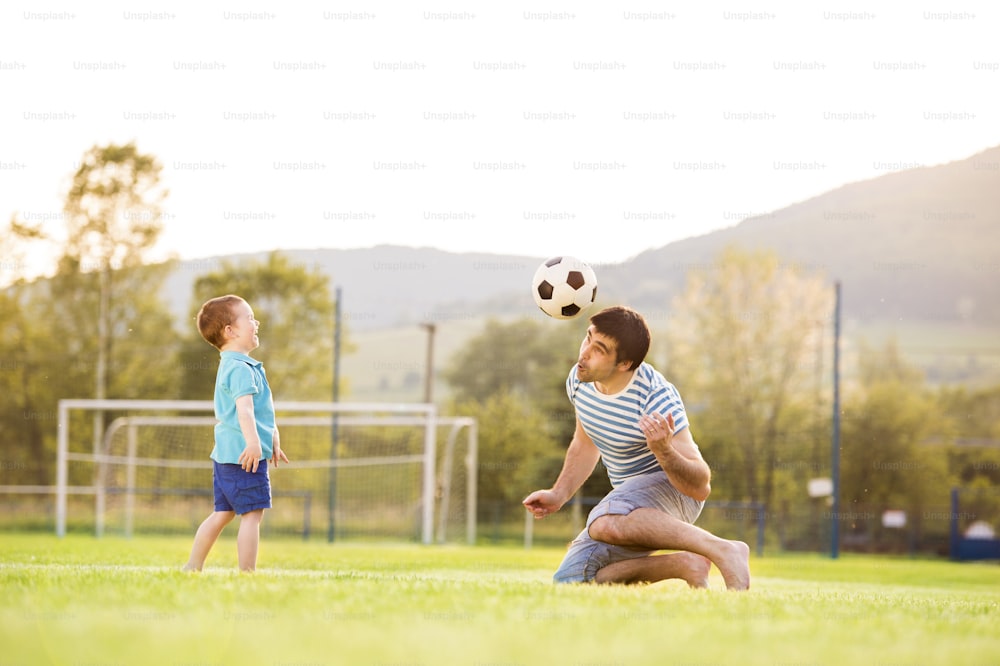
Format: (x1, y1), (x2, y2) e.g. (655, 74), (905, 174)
(2, 2), (998, 280)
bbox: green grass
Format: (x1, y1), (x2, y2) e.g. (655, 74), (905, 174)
(2, 534), (999, 666)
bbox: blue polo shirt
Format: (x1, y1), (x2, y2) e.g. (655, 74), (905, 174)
(210, 351), (276, 464)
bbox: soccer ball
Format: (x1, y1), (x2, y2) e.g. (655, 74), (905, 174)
(531, 256), (598, 319)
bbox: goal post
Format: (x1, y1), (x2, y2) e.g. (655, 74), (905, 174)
(55, 399), (477, 544)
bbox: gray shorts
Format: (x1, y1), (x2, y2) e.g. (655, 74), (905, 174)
(552, 471), (704, 583)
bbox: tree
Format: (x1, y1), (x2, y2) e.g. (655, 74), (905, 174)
(935, 385), (1000, 487)
(180, 252), (338, 401)
(839, 340), (944, 548)
(60, 142), (169, 445)
(62, 142), (168, 400)
(443, 317), (584, 435)
(0, 144), (176, 485)
(0, 218), (46, 481)
(453, 391), (563, 507)
(930, 385), (1000, 532)
(443, 316), (612, 506)
(0, 286), (46, 485)
(0, 215), (46, 288)
(663, 246), (834, 510)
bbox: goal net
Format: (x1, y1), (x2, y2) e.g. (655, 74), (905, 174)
(55, 399), (476, 544)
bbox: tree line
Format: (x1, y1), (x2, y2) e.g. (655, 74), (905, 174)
(1, 143), (339, 488)
(450, 252), (1000, 549)
(2, 143), (998, 548)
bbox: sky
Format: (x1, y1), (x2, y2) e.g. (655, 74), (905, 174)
(2, 1), (998, 281)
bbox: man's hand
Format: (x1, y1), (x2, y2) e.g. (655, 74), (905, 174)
(639, 411), (676, 456)
(639, 410), (712, 502)
(238, 442), (263, 473)
(523, 489), (564, 520)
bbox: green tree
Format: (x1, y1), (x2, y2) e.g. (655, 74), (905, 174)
(0, 218), (46, 482)
(443, 316), (612, 508)
(839, 340), (944, 547)
(180, 252), (338, 401)
(62, 142), (168, 407)
(0, 287), (45, 485)
(1, 215), (46, 288)
(663, 246), (834, 510)
(443, 317), (584, 437)
(934, 385), (1000, 485)
(931, 385), (1000, 531)
(453, 391), (563, 507)
(0, 144), (177, 486)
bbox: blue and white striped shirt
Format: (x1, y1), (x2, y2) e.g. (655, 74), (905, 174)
(567, 362), (690, 488)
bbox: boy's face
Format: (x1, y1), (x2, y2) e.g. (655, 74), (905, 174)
(222, 300), (260, 353)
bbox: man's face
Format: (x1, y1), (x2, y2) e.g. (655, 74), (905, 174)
(576, 325), (626, 383)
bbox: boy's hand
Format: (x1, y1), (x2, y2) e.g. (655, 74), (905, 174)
(239, 443), (263, 473)
(271, 443), (289, 468)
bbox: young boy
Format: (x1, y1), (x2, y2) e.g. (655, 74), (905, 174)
(183, 295), (288, 572)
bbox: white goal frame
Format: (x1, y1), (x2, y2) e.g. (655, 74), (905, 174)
(55, 399), (477, 544)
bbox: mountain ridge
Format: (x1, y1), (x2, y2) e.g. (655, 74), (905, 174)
(603, 144), (1000, 323)
(163, 144), (1000, 330)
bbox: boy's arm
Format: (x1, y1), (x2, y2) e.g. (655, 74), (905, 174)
(234, 394), (263, 473)
(271, 426), (289, 467)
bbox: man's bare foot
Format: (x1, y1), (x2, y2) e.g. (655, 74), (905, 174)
(716, 540), (751, 591)
(675, 551), (711, 588)
(181, 563), (201, 572)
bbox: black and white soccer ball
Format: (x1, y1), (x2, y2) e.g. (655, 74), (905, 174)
(531, 256), (598, 320)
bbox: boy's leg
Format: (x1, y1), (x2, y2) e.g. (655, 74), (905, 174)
(237, 509), (264, 572)
(184, 510), (235, 571)
(589, 507), (750, 590)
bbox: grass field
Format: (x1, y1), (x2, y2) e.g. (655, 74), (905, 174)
(2, 534), (999, 666)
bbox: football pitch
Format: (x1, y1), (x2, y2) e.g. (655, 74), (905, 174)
(2, 534), (998, 666)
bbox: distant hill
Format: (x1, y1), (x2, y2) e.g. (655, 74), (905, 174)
(164, 144), (1000, 329)
(608, 144), (1000, 324)
(162, 245), (543, 330)
(152, 145), (1000, 396)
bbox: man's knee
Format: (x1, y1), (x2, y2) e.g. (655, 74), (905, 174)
(588, 514), (624, 544)
(590, 507), (673, 545)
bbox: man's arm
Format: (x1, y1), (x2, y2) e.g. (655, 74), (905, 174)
(523, 417), (601, 519)
(640, 411), (711, 502)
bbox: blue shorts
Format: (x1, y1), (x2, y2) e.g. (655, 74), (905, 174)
(213, 460), (271, 515)
(552, 471), (704, 583)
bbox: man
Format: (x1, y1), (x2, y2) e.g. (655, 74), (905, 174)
(523, 306), (750, 589)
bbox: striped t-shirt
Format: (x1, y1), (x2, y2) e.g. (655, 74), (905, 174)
(566, 362), (690, 488)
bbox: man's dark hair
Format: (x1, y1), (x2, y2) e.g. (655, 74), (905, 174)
(589, 305), (650, 371)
